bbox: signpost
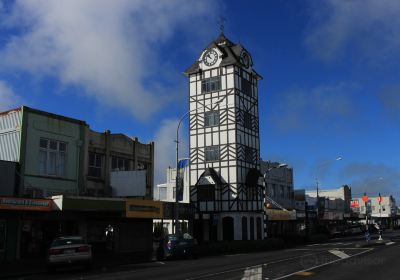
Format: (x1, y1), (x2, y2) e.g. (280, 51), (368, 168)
(377, 193), (383, 240)
(362, 193), (369, 242)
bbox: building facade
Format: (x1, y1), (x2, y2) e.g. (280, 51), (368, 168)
(0, 106), (155, 261)
(351, 195), (397, 228)
(84, 129), (154, 198)
(184, 33), (263, 241)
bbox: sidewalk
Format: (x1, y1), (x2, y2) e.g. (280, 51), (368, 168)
(0, 252), (153, 279)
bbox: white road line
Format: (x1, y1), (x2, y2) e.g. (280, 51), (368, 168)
(386, 242), (395, 245)
(273, 248), (374, 280)
(185, 253), (317, 280)
(328, 249), (350, 259)
(241, 265), (262, 280)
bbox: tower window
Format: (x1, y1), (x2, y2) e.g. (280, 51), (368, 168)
(244, 112), (252, 129)
(205, 146), (219, 162)
(241, 77), (252, 97)
(202, 77), (221, 93)
(204, 111), (220, 127)
(244, 146), (254, 162)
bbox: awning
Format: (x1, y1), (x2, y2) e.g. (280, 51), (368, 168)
(266, 209), (296, 221)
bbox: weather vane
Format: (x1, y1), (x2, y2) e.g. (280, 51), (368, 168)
(218, 16), (226, 34)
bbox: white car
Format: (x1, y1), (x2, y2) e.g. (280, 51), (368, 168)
(47, 236), (92, 270)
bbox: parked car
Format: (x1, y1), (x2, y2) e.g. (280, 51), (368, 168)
(157, 233), (199, 260)
(47, 236), (92, 270)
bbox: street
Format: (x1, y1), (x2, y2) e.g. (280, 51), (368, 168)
(14, 232), (400, 280)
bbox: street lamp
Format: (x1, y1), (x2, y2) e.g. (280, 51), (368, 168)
(173, 97), (227, 234)
(315, 156), (342, 218)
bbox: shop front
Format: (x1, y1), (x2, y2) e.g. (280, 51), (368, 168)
(0, 196), (53, 262)
(265, 209), (297, 238)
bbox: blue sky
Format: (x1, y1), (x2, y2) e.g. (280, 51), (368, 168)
(0, 0), (399, 201)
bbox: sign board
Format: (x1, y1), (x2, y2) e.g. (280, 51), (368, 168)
(350, 200), (360, 208)
(266, 209), (296, 220)
(126, 199), (163, 219)
(0, 197), (52, 211)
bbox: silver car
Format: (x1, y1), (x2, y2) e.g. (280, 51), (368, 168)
(47, 236), (92, 270)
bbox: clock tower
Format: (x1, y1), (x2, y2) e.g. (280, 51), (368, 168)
(184, 33), (263, 241)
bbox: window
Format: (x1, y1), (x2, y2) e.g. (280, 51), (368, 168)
(158, 187), (167, 200)
(244, 146), (254, 162)
(280, 185), (284, 198)
(205, 146), (219, 162)
(197, 185), (215, 200)
(111, 156), (130, 171)
(244, 112), (252, 129)
(201, 77), (221, 93)
(88, 152), (102, 177)
(241, 77), (252, 97)
(204, 111), (220, 127)
(39, 138), (67, 177)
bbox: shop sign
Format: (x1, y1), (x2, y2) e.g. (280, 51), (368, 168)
(126, 199), (163, 219)
(266, 209), (296, 220)
(0, 197), (52, 211)
(350, 200), (359, 208)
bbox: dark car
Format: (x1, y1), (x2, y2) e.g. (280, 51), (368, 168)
(157, 233), (199, 260)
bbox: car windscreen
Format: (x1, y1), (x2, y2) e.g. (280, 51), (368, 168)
(51, 238), (84, 246)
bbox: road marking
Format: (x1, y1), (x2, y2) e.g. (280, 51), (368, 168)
(273, 248), (373, 280)
(294, 271), (314, 276)
(386, 242), (395, 245)
(328, 249), (350, 259)
(241, 265), (262, 280)
(186, 254), (317, 280)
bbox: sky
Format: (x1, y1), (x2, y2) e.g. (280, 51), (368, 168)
(0, 0), (399, 201)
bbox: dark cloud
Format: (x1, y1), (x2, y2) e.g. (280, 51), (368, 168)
(270, 82), (361, 132)
(340, 162), (400, 201)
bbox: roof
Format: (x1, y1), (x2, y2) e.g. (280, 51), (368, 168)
(196, 167), (223, 185)
(183, 32), (262, 80)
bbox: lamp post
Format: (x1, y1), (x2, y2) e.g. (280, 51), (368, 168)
(263, 162), (288, 239)
(173, 97), (226, 234)
(315, 156), (342, 219)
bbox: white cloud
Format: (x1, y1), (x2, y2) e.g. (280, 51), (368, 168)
(0, 0), (214, 120)
(305, 0), (400, 62)
(153, 118), (188, 185)
(0, 80), (20, 110)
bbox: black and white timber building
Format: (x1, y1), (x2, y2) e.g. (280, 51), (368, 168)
(184, 33), (264, 241)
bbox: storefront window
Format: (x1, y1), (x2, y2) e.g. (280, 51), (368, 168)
(0, 221), (6, 251)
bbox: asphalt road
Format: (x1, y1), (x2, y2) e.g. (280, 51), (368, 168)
(17, 231), (400, 280)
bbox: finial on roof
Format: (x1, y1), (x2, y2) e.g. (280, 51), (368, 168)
(217, 16), (226, 34)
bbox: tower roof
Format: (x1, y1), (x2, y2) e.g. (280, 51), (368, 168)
(183, 33), (262, 79)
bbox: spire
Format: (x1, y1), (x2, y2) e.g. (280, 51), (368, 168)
(217, 16), (226, 35)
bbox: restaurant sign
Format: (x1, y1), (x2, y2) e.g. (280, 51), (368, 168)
(0, 197), (53, 211)
(126, 199), (164, 219)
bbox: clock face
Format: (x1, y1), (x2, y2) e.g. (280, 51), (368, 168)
(240, 51), (250, 68)
(203, 49), (218, 67)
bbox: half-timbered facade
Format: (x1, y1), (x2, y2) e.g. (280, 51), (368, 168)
(184, 33), (264, 241)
